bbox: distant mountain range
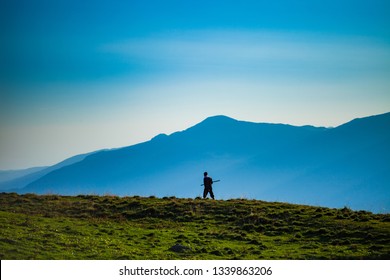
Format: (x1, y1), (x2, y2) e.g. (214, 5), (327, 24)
(2, 112), (389, 213)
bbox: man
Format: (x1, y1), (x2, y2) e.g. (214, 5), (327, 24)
(203, 171), (215, 199)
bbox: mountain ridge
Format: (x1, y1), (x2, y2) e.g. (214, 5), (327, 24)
(6, 112), (390, 213)
(0, 150), (102, 191)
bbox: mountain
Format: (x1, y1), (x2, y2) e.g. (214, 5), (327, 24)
(0, 167), (47, 185)
(0, 151), (100, 191)
(13, 112), (390, 213)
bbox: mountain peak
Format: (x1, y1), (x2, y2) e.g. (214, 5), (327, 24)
(202, 115), (238, 123)
(151, 133), (169, 141)
(188, 115), (240, 132)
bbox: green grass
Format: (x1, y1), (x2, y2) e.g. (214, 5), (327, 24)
(0, 193), (389, 259)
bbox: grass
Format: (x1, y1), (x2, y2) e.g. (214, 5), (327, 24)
(0, 192), (389, 259)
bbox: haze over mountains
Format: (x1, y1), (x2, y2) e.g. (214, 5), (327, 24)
(2, 112), (389, 213)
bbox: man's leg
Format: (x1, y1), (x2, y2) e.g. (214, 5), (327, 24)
(209, 187), (215, 200)
(203, 188), (208, 199)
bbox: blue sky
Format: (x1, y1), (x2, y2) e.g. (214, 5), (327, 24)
(1, 0), (390, 169)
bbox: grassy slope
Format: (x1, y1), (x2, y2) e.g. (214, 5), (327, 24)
(0, 193), (389, 260)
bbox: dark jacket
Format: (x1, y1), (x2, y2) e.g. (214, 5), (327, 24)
(203, 176), (213, 188)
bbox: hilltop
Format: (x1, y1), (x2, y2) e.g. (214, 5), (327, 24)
(0, 193), (389, 259)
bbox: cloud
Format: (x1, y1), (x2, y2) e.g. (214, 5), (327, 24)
(101, 30), (390, 79)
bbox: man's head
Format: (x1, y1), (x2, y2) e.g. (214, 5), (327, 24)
(204, 172), (208, 177)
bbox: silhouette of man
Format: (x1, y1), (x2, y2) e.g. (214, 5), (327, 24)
(203, 171), (215, 199)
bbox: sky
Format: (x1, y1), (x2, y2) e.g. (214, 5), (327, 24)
(1, 0), (390, 170)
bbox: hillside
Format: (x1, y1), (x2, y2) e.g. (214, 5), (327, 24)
(0, 193), (389, 260)
(0, 167), (47, 184)
(0, 151), (99, 191)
